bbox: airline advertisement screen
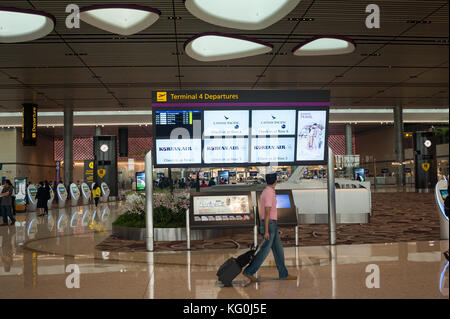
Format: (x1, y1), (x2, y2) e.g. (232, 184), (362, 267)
(296, 110), (327, 162)
(251, 110), (296, 136)
(204, 110), (249, 137)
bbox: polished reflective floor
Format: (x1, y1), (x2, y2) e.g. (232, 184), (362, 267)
(0, 202), (448, 299)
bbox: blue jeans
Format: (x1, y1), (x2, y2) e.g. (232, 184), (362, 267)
(243, 220), (289, 279)
(1, 205), (15, 224)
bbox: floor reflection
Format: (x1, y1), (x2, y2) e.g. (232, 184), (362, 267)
(0, 201), (448, 299)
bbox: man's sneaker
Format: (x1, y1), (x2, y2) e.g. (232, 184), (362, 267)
(243, 273), (258, 282)
(281, 274), (297, 280)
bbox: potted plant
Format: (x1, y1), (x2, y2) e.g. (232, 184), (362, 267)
(112, 190), (190, 241)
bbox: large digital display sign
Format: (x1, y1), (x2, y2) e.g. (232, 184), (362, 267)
(152, 90), (329, 168)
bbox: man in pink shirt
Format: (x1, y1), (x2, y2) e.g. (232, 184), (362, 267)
(243, 173), (296, 282)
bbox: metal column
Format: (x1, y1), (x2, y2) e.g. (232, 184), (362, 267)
(63, 109), (73, 188)
(345, 124), (353, 178)
(327, 147), (337, 245)
(394, 106), (405, 187)
(145, 151), (154, 252)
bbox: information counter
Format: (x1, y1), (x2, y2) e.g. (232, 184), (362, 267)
(56, 183), (68, 208)
(81, 183), (91, 205)
(292, 188), (371, 224)
(435, 179), (449, 240)
(69, 183), (80, 207)
(26, 184), (38, 212)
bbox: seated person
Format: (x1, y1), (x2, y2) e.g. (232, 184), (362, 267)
(200, 180), (208, 188)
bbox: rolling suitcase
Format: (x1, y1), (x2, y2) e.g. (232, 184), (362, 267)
(217, 245), (259, 287)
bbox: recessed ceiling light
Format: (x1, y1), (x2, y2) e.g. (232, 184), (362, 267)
(79, 4), (161, 36)
(185, 33), (273, 62)
(184, 0), (301, 30)
(0, 6), (55, 43)
(293, 36), (356, 56)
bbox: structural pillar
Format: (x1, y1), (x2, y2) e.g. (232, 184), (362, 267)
(345, 124), (353, 177)
(95, 126), (102, 136)
(394, 106), (405, 187)
(63, 108), (74, 188)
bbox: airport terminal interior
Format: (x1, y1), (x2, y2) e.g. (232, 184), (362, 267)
(0, 0), (448, 300)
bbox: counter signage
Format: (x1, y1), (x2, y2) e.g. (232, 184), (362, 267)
(190, 192), (254, 229)
(22, 103), (38, 146)
(136, 172), (145, 191)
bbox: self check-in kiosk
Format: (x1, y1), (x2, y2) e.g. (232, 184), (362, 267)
(81, 183), (91, 205)
(48, 187), (54, 210)
(56, 183), (68, 208)
(435, 179), (449, 240)
(26, 184), (38, 212)
(255, 190), (298, 227)
(69, 183), (80, 207)
(101, 182), (110, 202)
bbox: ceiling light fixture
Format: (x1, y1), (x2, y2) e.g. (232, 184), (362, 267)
(185, 32), (273, 62)
(293, 35), (356, 56)
(79, 4), (161, 36)
(184, 0), (301, 30)
(0, 6), (55, 43)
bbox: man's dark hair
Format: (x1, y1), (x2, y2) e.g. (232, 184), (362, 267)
(265, 173), (277, 185)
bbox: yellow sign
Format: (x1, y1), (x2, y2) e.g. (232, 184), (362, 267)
(157, 92), (167, 102)
(98, 169), (106, 178)
(421, 163), (430, 172)
(89, 161), (94, 169)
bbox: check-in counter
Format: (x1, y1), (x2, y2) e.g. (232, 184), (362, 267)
(292, 188), (371, 224)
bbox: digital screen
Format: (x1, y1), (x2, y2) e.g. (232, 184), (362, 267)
(193, 195), (250, 216)
(440, 190), (448, 201)
(153, 103), (329, 167)
(276, 194), (291, 209)
(204, 110), (249, 136)
(249, 171), (258, 177)
(297, 110), (327, 161)
(155, 110), (201, 138)
(229, 171), (236, 177)
(218, 171), (229, 184)
(203, 138), (249, 164)
(381, 168), (389, 174)
(251, 137), (295, 163)
(354, 168), (365, 182)
(136, 172), (145, 191)
(156, 138), (202, 165)
(251, 110), (296, 136)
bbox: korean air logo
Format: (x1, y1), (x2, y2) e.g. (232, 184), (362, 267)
(254, 145), (286, 150)
(281, 124), (286, 129)
(234, 125), (240, 129)
(207, 146), (239, 151)
(159, 146), (193, 152)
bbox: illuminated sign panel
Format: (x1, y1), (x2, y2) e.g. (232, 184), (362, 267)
(152, 90), (329, 168)
(22, 103), (38, 146)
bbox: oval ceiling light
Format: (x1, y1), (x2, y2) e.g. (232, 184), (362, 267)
(184, 0), (301, 30)
(79, 4), (161, 36)
(185, 33), (273, 62)
(0, 6), (55, 43)
(293, 36), (356, 56)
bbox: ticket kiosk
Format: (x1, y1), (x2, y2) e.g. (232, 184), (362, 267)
(81, 183), (91, 205)
(101, 182), (110, 203)
(56, 183), (68, 208)
(435, 179), (449, 240)
(48, 187), (54, 210)
(69, 183), (80, 207)
(26, 184), (38, 212)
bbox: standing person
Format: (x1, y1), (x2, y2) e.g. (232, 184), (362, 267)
(0, 180), (16, 226)
(92, 183), (101, 207)
(242, 173), (296, 282)
(43, 181), (51, 215)
(10, 183), (16, 216)
(36, 182), (50, 216)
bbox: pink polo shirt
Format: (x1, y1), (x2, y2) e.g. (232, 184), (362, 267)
(259, 186), (277, 221)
